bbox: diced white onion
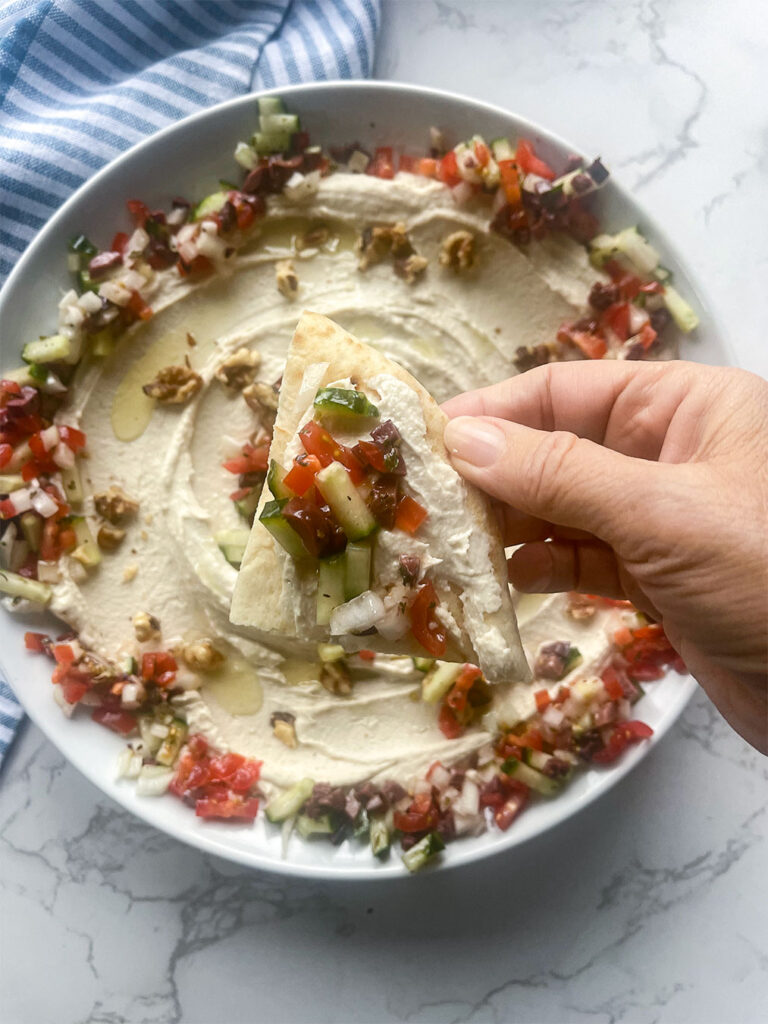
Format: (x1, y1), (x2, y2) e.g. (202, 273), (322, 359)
(195, 230), (227, 260)
(330, 590), (385, 636)
(30, 488), (58, 518)
(283, 170), (321, 203)
(429, 764), (452, 791)
(234, 141), (257, 170)
(115, 748), (133, 779)
(176, 240), (198, 263)
(542, 705), (565, 729)
(167, 207), (188, 228)
(136, 765), (173, 796)
(413, 777), (432, 798)
(618, 698), (631, 720)
(8, 487), (33, 514)
(455, 148), (483, 184)
(491, 184), (508, 214)
(149, 722), (170, 738)
(121, 682), (140, 705)
(36, 560), (60, 583)
(629, 304), (650, 334)
(127, 227), (149, 254)
(99, 280), (131, 306)
(52, 443), (75, 469)
(58, 288), (79, 311)
(61, 304), (85, 327)
(121, 269), (147, 293)
(375, 603), (409, 641)
(77, 289), (103, 314)
(454, 777), (480, 817)
(52, 683), (76, 717)
(347, 150), (370, 173)
(175, 223), (197, 246)
(39, 425), (59, 451)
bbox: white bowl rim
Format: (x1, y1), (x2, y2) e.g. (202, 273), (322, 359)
(0, 78), (710, 881)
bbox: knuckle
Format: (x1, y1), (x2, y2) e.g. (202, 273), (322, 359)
(522, 430), (581, 513)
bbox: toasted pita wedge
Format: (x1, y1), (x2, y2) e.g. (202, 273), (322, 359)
(230, 312), (530, 683)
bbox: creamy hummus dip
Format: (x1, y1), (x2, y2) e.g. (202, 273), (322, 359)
(46, 172), (618, 793)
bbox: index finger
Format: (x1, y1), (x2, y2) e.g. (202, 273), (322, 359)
(442, 359), (691, 461)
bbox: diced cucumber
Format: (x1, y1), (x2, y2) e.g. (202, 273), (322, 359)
(501, 758), (562, 797)
(0, 568), (51, 605)
(421, 662), (463, 704)
(318, 642), (346, 663)
(155, 718), (188, 767)
(259, 498), (310, 560)
(0, 474), (24, 494)
(369, 816), (391, 859)
(138, 714), (163, 756)
(234, 141), (258, 171)
(260, 112), (300, 134)
(22, 334), (72, 365)
(353, 808), (370, 839)
(614, 226), (660, 276)
(69, 233), (97, 258)
(523, 748), (571, 781)
(313, 387), (379, 422)
(252, 130), (291, 155)
(296, 813), (333, 838)
(663, 283), (699, 332)
(257, 96), (285, 117)
(267, 460), (292, 501)
(563, 646), (583, 676)
(315, 461), (377, 541)
(119, 654), (138, 675)
(193, 190), (229, 222)
(412, 657), (436, 673)
(234, 488), (261, 523)
(20, 511), (42, 553)
(491, 137), (514, 162)
(401, 831), (445, 873)
(2, 365), (36, 387)
(344, 540), (371, 600)
(70, 516), (101, 568)
(215, 528), (250, 567)
(90, 329), (116, 358)
(60, 462), (84, 506)
(317, 554), (345, 626)
(265, 777), (315, 822)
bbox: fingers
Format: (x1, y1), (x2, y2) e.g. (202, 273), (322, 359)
(442, 360), (692, 461)
(508, 540), (625, 598)
(496, 504), (595, 546)
(445, 415), (662, 543)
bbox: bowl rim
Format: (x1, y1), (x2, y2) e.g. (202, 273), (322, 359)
(0, 78), (707, 880)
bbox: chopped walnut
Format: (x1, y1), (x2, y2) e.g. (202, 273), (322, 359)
(142, 364), (202, 404)
(97, 524), (126, 551)
(270, 711), (298, 748)
(94, 486), (139, 525)
(133, 611), (160, 642)
(243, 380), (279, 426)
(320, 659), (352, 696)
(356, 222), (413, 270)
(181, 638), (225, 672)
(295, 225), (330, 252)
(214, 347), (261, 390)
(513, 343), (554, 373)
(276, 259), (299, 299)
(439, 230), (476, 271)
(394, 253), (428, 284)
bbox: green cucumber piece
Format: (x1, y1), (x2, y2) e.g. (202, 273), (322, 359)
(613, 226), (660, 276)
(344, 540), (372, 600)
(234, 141), (257, 171)
(1, 366), (36, 387)
(260, 112), (300, 134)
(22, 335), (72, 365)
(265, 777), (314, 823)
(20, 512), (42, 553)
(315, 461), (377, 541)
(313, 387), (379, 422)
(155, 718), (188, 767)
(252, 130), (291, 155)
(60, 462), (84, 506)
(0, 474), (24, 494)
(259, 497), (310, 560)
(257, 96), (285, 116)
(0, 568), (51, 604)
(267, 459), (292, 501)
(501, 758), (562, 797)
(234, 487), (261, 523)
(563, 646), (583, 676)
(401, 831), (445, 873)
(70, 516), (101, 568)
(296, 813), (333, 838)
(317, 554), (345, 626)
(412, 657), (435, 673)
(369, 816), (391, 859)
(491, 137), (514, 161)
(215, 528), (250, 567)
(193, 190), (230, 222)
(69, 234), (97, 258)
(421, 662), (463, 704)
(663, 283), (699, 333)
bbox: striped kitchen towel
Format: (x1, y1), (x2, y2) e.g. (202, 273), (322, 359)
(0, 0), (380, 766)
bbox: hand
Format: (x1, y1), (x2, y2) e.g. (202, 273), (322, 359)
(443, 360), (768, 754)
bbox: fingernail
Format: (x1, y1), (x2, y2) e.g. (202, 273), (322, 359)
(444, 417), (506, 468)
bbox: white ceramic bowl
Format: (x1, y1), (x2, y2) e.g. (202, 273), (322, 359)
(0, 81), (716, 879)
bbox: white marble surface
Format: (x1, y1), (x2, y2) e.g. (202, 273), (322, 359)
(2, 2), (767, 1022)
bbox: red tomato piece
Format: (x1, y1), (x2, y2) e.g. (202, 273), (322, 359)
(58, 425), (87, 452)
(473, 139), (491, 166)
(534, 689), (551, 712)
(208, 752), (245, 782)
(357, 649), (376, 662)
(195, 795), (260, 820)
(603, 672), (625, 701)
(126, 199), (150, 226)
(141, 651), (178, 687)
(353, 439), (387, 473)
(52, 643), (76, 667)
(229, 760), (262, 793)
(24, 631), (49, 653)
(283, 453), (322, 496)
(602, 302), (631, 342)
(299, 421), (365, 484)
(571, 331), (607, 360)
(515, 139), (555, 180)
(127, 290), (153, 321)
(498, 159), (522, 206)
(393, 803), (439, 833)
(494, 782), (529, 831)
(62, 679), (89, 704)
(92, 707), (137, 735)
(409, 581), (447, 657)
(367, 146), (395, 179)
(637, 323), (658, 350)
(394, 494), (428, 534)
(0, 498), (16, 519)
(445, 665), (483, 716)
(438, 150), (461, 187)
(0, 442), (13, 468)
(416, 157), (438, 177)
(111, 231), (130, 254)
(398, 154), (417, 173)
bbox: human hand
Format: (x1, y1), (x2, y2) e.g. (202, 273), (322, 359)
(443, 360), (768, 754)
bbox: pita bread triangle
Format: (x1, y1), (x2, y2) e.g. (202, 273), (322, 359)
(230, 311), (530, 683)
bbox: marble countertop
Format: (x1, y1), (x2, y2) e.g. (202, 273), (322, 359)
(2, 2), (766, 1022)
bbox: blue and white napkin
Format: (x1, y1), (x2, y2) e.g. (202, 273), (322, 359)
(0, 0), (380, 765)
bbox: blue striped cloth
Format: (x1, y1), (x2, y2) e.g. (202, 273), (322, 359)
(0, 0), (380, 767)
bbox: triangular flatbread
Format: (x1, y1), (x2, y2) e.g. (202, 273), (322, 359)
(230, 312), (530, 683)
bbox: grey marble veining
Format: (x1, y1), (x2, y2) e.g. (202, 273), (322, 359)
(2, 2), (767, 1022)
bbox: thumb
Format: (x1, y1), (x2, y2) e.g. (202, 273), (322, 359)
(444, 415), (660, 543)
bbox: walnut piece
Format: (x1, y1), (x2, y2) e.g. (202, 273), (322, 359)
(513, 343), (554, 373)
(142, 365), (202, 404)
(439, 230), (476, 272)
(97, 524), (126, 551)
(295, 224), (330, 252)
(272, 718), (298, 748)
(356, 222), (413, 270)
(182, 638), (225, 672)
(394, 253), (428, 284)
(214, 347), (261, 391)
(243, 380), (279, 427)
(94, 486), (139, 525)
(133, 611), (160, 642)
(320, 659), (352, 696)
(276, 259), (299, 299)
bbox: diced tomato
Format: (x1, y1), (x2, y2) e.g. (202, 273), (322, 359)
(208, 752), (245, 782)
(141, 651), (178, 687)
(229, 760), (262, 793)
(415, 157), (438, 177)
(515, 138), (555, 180)
(127, 290), (153, 321)
(639, 280), (665, 295)
(494, 781), (529, 831)
(58, 425), (87, 452)
(633, 624), (665, 640)
(592, 720), (653, 764)
(603, 671), (625, 701)
(437, 150), (462, 187)
(367, 146), (395, 179)
(352, 438), (387, 473)
(393, 791), (439, 833)
(445, 664), (483, 716)
(299, 420), (365, 484)
(0, 498), (16, 519)
(395, 494), (428, 534)
(601, 302), (631, 342)
(0, 443), (12, 468)
(177, 254), (213, 277)
(22, 458), (55, 482)
(613, 625), (633, 647)
(222, 442), (270, 476)
(398, 154), (417, 173)
(516, 728), (544, 751)
(24, 631), (49, 653)
(409, 580), (447, 657)
(195, 795), (260, 820)
(603, 260), (643, 300)
(571, 330), (607, 360)
(283, 453), (322, 496)
(0, 379), (22, 399)
(473, 139), (491, 166)
(498, 159), (522, 206)
(127, 199), (151, 226)
(52, 643), (76, 667)
(534, 689), (551, 712)
(357, 649), (376, 661)
(62, 679), (90, 704)
(92, 706), (137, 735)
(553, 685), (571, 706)
(437, 702), (463, 738)
(111, 231), (130, 255)
(637, 323), (658, 350)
